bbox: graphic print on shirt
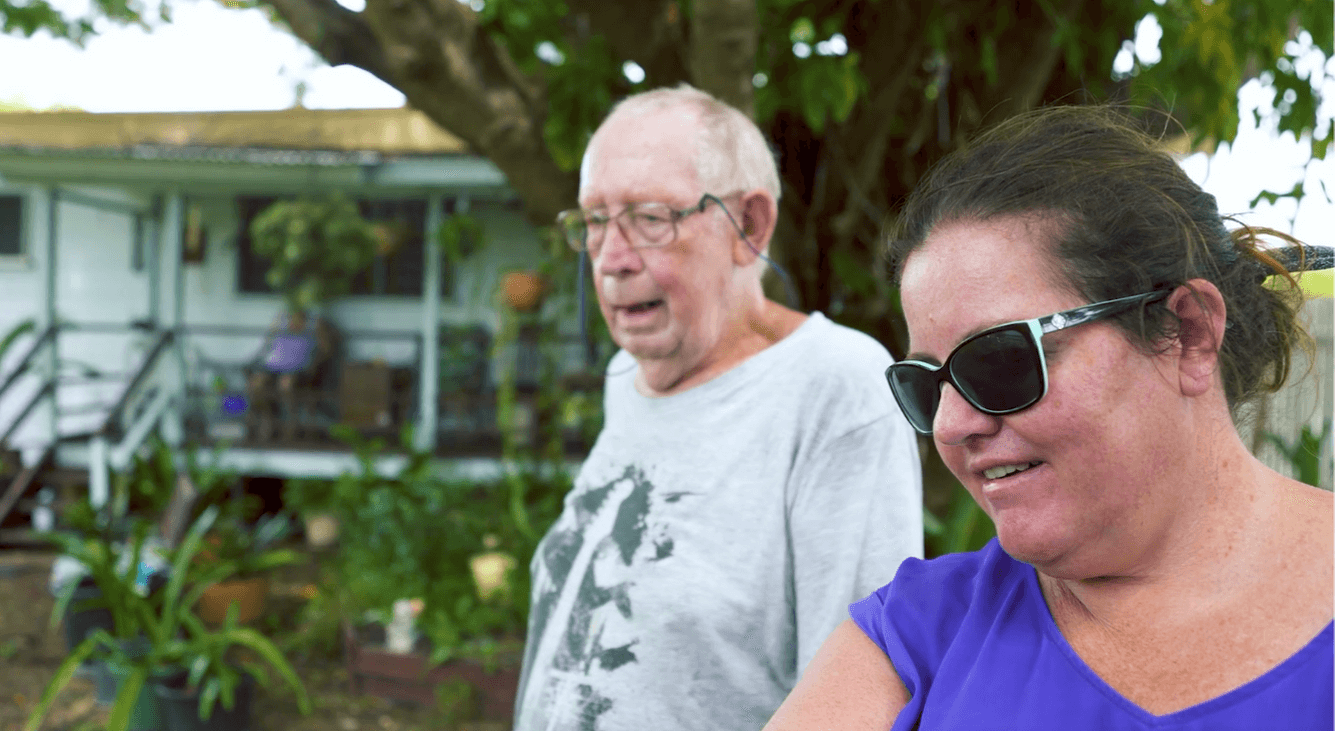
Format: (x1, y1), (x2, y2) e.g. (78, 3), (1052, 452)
(518, 464), (688, 731)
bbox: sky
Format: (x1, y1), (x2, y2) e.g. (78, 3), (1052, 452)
(0, 0), (1331, 246)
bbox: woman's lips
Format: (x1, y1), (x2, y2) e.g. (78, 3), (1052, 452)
(980, 461), (1048, 507)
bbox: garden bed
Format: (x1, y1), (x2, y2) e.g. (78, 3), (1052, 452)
(344, 622), (521, 718)
(1, 549), (512, 731)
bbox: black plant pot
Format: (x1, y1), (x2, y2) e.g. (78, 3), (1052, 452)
(154, 669), (255, 731)
(62, 576), (114, 655)
(92, 661), (118, 706)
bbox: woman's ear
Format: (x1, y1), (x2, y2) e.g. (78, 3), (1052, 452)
(1165, 279), (1228, 397)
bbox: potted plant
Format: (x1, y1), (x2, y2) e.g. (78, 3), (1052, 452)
(152, 601), (310, 731)
(165, 444), (301, 626)
(194, 510), (300, 625)
(501, 270), (547, 313)
(29, 507), (310, 731)
(248, 194), (380, 313)
(31, 508), (229, 731)
(281, 478), (340, 550)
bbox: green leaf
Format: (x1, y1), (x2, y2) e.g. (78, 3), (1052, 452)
(106, 665), (149, 731)
(23, 635), (104, 731)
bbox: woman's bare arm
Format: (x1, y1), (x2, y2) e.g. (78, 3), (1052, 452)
(763, 619), (909, 731)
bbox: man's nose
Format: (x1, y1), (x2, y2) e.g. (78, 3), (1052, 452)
(596, 215), (643, 274)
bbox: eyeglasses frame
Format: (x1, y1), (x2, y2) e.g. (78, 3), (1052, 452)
(556, 193), (738, 255)
(886, 290), (1172, 435)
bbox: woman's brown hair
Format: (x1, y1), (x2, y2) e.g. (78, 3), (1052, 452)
(887, 105), (1317, 412)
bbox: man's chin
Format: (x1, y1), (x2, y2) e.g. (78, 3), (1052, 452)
(615, 329), (679, 361)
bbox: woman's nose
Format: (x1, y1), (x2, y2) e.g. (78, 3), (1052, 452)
(933, 383), (1002, 446)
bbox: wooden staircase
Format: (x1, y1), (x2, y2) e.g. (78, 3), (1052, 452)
(0, 442), (90, 548)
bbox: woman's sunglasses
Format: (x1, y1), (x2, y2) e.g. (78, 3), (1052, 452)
(886, 290), (1170, 435)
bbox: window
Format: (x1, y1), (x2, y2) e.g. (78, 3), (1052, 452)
(235, 196), (454, 298)
(0, 195), (23, 257)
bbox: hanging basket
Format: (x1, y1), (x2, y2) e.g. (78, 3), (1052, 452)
(501, 271), (547, 313)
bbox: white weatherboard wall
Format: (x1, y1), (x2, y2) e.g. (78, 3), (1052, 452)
(0, 184), (160, 457)
(0, 183), (55, 460)
(1247, 296), (1334, 490)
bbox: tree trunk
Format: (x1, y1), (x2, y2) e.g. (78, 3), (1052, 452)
(688, 0), (757, 118)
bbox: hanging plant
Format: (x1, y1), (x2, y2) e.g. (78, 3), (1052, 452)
(249, 194), (380, 312)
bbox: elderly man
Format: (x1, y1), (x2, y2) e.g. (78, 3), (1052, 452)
(514, 85), (922, 731)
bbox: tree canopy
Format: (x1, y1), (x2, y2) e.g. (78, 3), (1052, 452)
(4, 0), (1331, 350)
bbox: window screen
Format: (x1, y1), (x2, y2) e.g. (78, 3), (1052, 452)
(0, 195), (22, 256)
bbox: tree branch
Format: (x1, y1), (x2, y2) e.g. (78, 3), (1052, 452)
(265, 0), (577, 223)
(263, 0), (398, 83)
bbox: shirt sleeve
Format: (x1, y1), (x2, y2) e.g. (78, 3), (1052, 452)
(787, 410), (923, 675)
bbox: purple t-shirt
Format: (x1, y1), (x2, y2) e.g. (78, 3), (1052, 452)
(850, 539), (1333, 730)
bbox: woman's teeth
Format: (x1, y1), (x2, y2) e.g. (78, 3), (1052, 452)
(983, 461), (1042, 480)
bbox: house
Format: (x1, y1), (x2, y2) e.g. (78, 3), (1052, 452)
(0, 106), (1327, 532)
(0, 106), (600, 524)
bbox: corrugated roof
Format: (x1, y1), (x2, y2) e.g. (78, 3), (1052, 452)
(0, 107), (471, 156)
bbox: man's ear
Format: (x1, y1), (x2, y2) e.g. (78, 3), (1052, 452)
(733, 191), (777, 266)
(1165, 278), (1228, 397)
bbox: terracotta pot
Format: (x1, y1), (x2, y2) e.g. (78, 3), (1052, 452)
(501, 271), (546, 313)
(197, 577), (270, 625)
(343, 623), (520, 718)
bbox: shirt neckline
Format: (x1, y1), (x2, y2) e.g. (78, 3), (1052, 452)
(1020, 555), (1333, 726)
(610, 312), (827, 409)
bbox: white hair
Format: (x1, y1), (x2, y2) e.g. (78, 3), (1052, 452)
(581, 84), (781, 202)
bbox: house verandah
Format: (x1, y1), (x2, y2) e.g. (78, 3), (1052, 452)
(0, 107), (599, 532)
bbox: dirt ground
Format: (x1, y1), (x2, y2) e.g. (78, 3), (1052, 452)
(0, 549), (511, 731)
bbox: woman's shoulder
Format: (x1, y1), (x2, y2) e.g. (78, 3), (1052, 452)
(853, 540), (1031, 650)
(864, 540), (1025, 613)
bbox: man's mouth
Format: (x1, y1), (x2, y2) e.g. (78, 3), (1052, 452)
(983, 461), (1043, 480)
(622, 299), (663, 314)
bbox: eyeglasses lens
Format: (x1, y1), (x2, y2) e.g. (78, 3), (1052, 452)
(888, 327), (1045, 433)
(951, 328), (1044, 413)
(563, 205), (684, 254)
(630, 206), (675, 244)
(558, 212), (589, 251)
(887, 366), (940, 433)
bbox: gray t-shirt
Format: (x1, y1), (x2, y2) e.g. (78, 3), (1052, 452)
(514, 313), (923, 731)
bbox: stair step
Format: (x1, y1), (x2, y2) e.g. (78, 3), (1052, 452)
(39, 468), (89, 488)
(0, 527), (56, 550)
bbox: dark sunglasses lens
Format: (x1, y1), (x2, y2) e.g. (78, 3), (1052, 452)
(950, 328), (1044, 413)
(887, 365), (940, 433)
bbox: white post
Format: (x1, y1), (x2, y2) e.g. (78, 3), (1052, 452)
(44, 188), (59, 449)
(415, 194), (446, 452)
(88, 434), (109, 509)
(159, 193), (185, 447)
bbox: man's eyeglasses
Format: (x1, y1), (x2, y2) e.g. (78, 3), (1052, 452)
(885, 290), (1170, 435)
(557, 194), (730, 256)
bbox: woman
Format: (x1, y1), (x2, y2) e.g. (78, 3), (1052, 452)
(765, 106), (1333, 729)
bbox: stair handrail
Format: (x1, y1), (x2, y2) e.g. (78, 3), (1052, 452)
(0, 439), (57, 530)
(0, 380), (56, 449)
(99, 329), (175, 441)
(0, 324), (58, 406)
